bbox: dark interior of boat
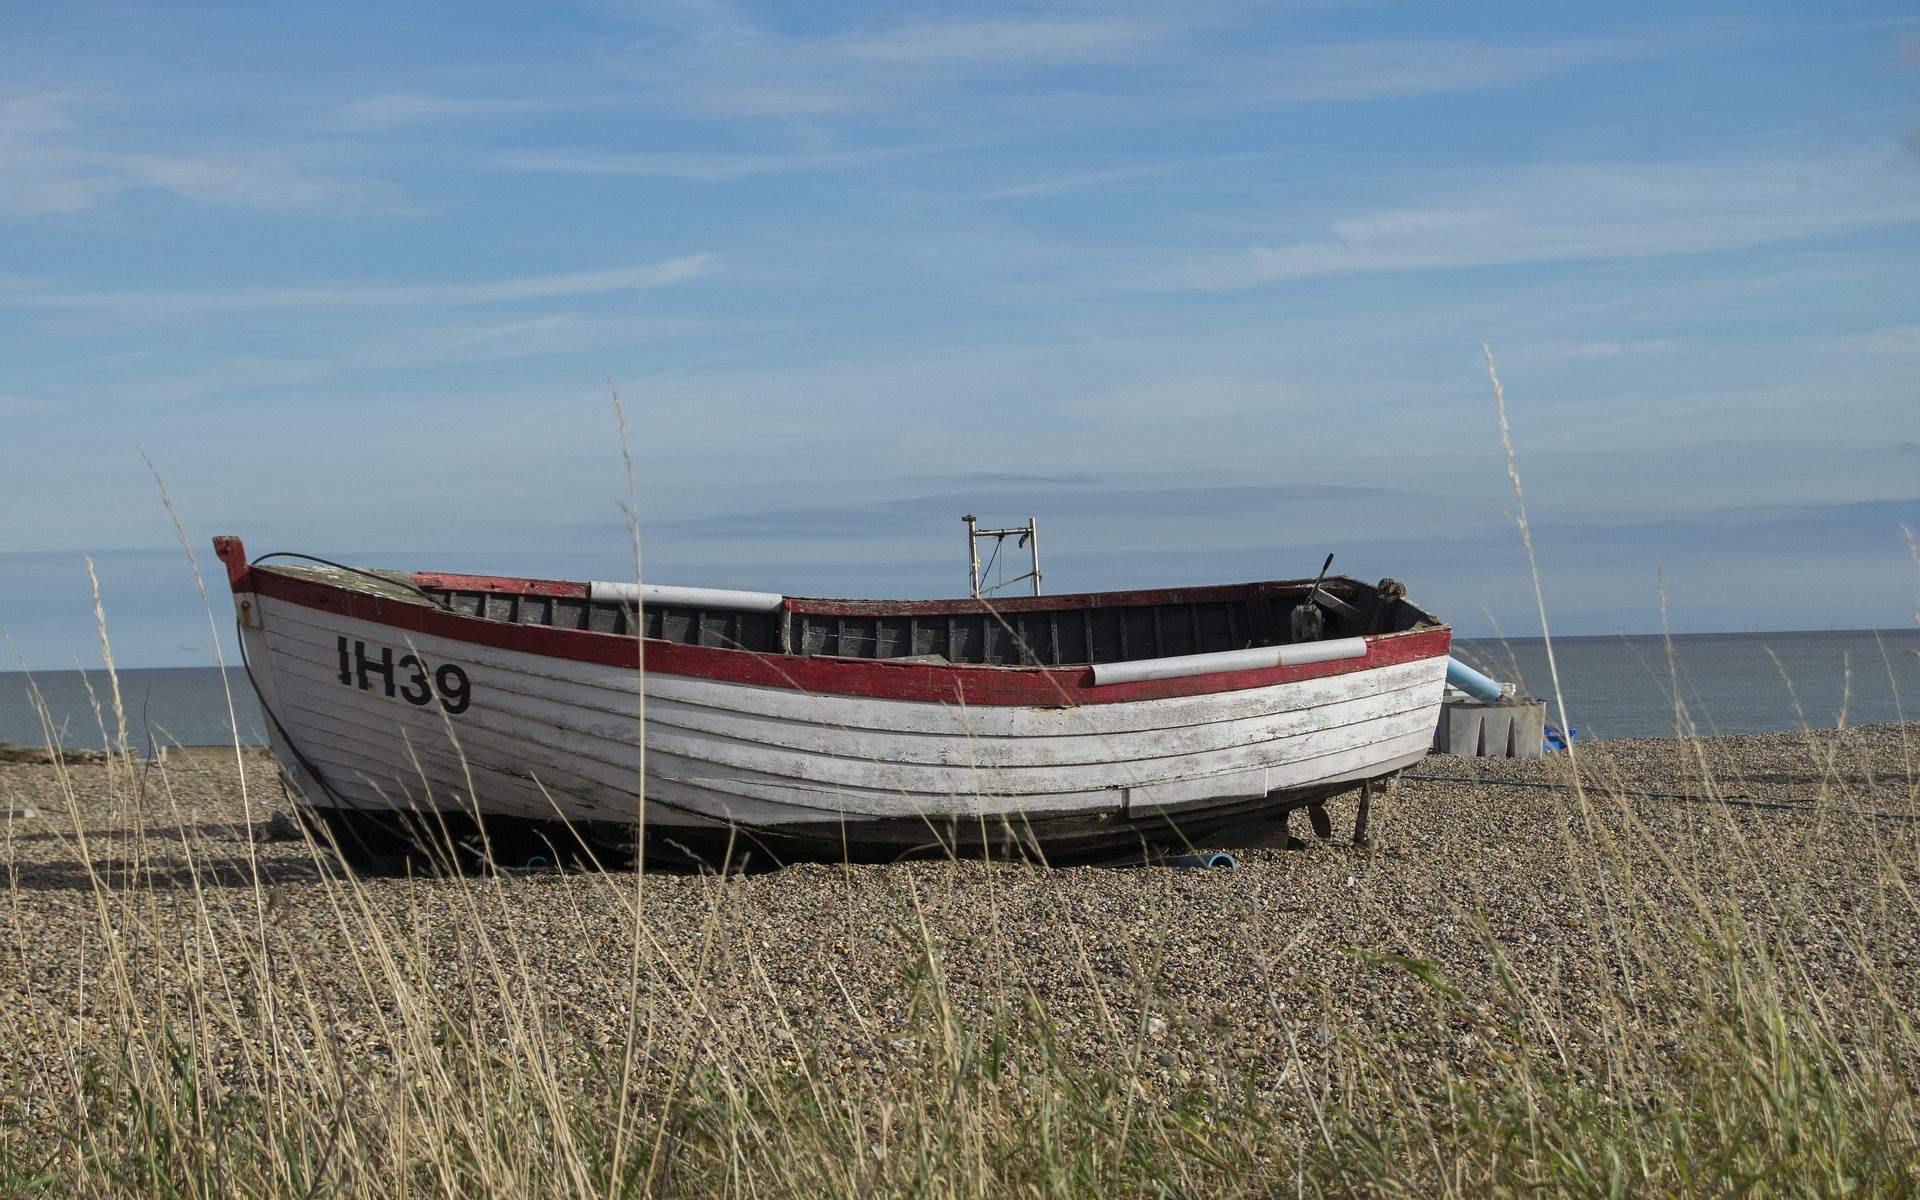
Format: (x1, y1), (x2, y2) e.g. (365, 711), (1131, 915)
(421, 577), (1429, 668)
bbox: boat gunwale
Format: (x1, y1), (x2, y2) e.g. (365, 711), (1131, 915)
(214, 536), (1452, 707)
(403, 568), (1412, 618)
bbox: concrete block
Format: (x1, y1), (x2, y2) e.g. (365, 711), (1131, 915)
(1433, 698), (1547, 758)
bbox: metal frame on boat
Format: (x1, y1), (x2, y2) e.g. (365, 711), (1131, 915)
(212, 536), (1452, 865)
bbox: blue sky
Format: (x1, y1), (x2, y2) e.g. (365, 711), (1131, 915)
(3, 1), (1918, 671)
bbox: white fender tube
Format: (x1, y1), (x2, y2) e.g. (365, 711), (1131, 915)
(1091, 637), (1367, 686)
(589, 581), (785, 612)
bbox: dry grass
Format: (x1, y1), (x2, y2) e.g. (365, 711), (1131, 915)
(2, 702), (1917, 1197)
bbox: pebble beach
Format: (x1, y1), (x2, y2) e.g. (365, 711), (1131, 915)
(3, 726), (1917, 1165)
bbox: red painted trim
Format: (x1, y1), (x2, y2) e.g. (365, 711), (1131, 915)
(786, 579), (1367, 618)
(410, 571), (588, 598)
(212, 536), (250, 589)
(240, 562), (1452, 707)
(646, 626), (1452, 705)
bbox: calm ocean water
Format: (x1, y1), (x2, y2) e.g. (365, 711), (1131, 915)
(0, 667), (267, 752)
(2, 629), (1916, 750)
(1452, 629), (1920, 741)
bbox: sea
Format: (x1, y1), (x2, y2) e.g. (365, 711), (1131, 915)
(2, 629), (1917, 751)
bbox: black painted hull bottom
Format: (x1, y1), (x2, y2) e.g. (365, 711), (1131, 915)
(299, 778), (1387, 874)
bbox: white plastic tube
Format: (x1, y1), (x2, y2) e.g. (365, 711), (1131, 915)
(588, 582), (785, 612)
(1091, 637), (1367, 686)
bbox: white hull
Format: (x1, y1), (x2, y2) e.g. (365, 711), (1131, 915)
(241, 593), (1445, 853)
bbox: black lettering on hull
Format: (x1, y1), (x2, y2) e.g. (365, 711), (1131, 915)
(334, 637), (473, 714)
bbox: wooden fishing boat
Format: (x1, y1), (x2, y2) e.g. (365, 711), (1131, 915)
(212, 536), (1452, 865)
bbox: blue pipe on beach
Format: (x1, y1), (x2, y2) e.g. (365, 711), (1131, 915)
(1445, 658), (1506, 703)
(1165, 851), (1238, 870)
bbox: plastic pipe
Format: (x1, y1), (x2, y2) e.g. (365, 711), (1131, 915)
(589, 582), (785, 612)
(1091, 637), (1367, 686)
(1165, 851), (1237, 870)
(1445, 657), (1506, 703)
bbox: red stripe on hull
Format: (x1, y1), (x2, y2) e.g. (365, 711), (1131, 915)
(410, 571), (589, 598)
(228, 552), (1451, 707)
(640, 630), (1450, 705)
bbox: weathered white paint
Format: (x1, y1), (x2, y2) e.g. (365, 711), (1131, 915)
(588, 581), (785, 611)
(241, 593), (1445, 833)
(1090, 637), (1367, 686)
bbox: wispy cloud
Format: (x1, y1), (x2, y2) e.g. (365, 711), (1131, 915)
(1899, 35), (1920, 162)
(1498, 339), (1678, 367)
(331, 92), (573, 130)
(1820, 322), (1920, 356)
(0, 89), (415, 217)
(1182, 152), (1920, 289)
(0, 255), (718, 314)
(1054, 375), (1307, 423)
(56, 311), (755, 405)
(495, 145), (910, 182)
(607, 7), (1666, 133)
(1243, 36), (1659, 103)
(105, 152), (415, 216)
(0, 395), (60, 416)
(648, 480), (1394, 543)
(975, 157), (1252, 202)
(606, 8), (1175, 121)
(830, 17), (1158, 67)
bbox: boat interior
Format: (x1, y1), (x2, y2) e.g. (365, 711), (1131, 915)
(415, 576), (1434, 668)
